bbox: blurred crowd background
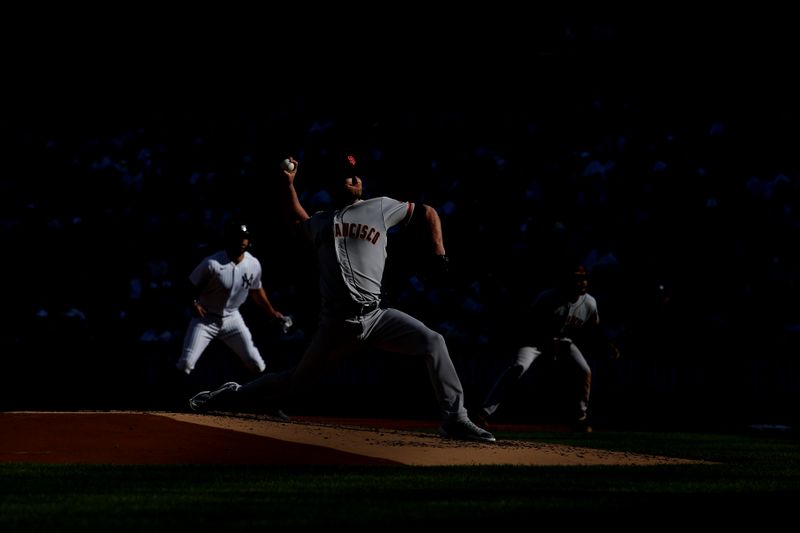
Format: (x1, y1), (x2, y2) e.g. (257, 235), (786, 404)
(2, 14), (798, 429)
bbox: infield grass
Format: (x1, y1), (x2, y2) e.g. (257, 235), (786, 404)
(1, 429), (798, 530)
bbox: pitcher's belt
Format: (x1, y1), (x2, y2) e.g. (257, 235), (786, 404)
(331, 299), (380, 316)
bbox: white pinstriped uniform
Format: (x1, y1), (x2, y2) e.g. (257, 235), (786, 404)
(176, 250), (266, 375)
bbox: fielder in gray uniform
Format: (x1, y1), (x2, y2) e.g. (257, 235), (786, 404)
(176, 220), (285, 376)
(476, 265), (615, 432)
(189, 154), (495, 443)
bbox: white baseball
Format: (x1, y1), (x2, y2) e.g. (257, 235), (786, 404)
(281, 159), (296, 172)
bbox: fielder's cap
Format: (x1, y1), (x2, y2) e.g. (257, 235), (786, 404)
(556, 264), (588, 285)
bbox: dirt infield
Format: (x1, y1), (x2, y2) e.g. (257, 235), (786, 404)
(0, 411), (704, 466)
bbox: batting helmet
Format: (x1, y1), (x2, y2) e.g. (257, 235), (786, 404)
(224, 219), (251, 241)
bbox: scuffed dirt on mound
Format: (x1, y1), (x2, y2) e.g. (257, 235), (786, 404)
(161, 412), (707, 466)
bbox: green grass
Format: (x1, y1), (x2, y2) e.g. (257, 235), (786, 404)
(2, 430), (799, 530)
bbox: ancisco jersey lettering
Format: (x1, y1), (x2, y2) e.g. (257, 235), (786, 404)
(333, 222), (381, 244)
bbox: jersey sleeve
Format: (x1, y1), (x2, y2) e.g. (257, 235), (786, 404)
(189, 258), (211, 287)
(302, 211), (327, 241)
(251, 256), (263, 290)
(588, 299), (600, 326)
(382, 197), (414, 229)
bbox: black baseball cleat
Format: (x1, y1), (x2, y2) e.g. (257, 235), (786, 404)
(188, 382), (241, 413)
(439, 418), (496, 443)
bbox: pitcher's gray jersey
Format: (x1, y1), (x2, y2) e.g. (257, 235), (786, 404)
(303, 197), (412, 312)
